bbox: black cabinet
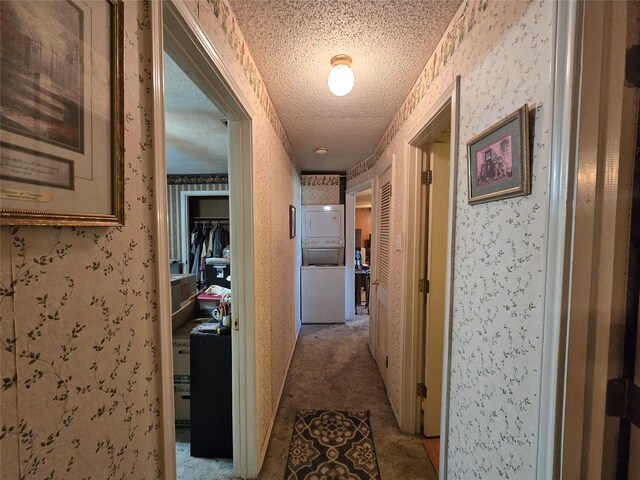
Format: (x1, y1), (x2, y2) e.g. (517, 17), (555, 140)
(189, 331), (233, 458)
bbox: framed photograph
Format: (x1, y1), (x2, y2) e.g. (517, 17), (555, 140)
(289, 205), (296, 239)
(467, 104), (530, 205)
(0, 0), (124, 225)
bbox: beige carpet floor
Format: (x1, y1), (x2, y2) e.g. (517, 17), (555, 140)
(175, 312), (435, 479)
(258, 313), (436, 479)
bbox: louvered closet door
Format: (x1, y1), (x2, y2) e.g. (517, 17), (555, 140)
(371, 166), (392, 388)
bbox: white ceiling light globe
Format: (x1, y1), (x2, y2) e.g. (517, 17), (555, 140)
(328, 64), (355, 96)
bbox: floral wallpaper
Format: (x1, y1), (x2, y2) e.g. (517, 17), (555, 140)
(347, 0), (553, 477)
(301, 175), (341, 205)
(1, 2), (163, 478)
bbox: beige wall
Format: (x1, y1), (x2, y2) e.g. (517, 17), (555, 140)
(301, 175), (341, 205)
(348, 1), (554, 477)
(355, 208), (372, 247)
(0, 0), (300, 477)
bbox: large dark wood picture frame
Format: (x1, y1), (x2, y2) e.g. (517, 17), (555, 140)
(0, 0), (124, 225)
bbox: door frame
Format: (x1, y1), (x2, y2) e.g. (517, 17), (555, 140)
(559, 1), (638, 478)
(151, 1), (258, 478)
(346, 179), (374, 327)
(400, 78), (459, 470)
(179, 190), (230, 272)
(371, 162), (394, 388)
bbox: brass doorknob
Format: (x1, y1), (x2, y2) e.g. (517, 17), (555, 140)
(371, 279), (380, 286)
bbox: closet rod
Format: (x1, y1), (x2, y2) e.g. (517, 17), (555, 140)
(191, 216), (230, 221)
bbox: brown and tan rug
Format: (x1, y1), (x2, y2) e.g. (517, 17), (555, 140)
(285, 409), (381, 479)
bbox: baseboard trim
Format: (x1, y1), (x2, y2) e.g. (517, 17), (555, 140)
(257, 322), (301, 474)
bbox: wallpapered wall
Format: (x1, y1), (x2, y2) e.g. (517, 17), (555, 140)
(301, 175), (341, 205)
(347, 1), (553, 477)
(1, 2), (163, 478)
(1, 0), (301, 478)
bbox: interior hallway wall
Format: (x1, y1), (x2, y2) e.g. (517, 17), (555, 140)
(1, 3), (163, 478)
(0, 0), (301, 477)
(347, 1), (553, 478)
(355, 208), (372, 248)
(301, 174), (341, 205)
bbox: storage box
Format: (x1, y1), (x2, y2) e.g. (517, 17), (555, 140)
(197, 293), (222, 316)
(171, 296), (199, 332)
(174, 383), (191, 426)
(172, 318), (208, 380)
(170, 274), (197, 313)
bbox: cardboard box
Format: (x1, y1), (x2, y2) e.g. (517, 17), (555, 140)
(171, 296), (199, 332)
(174, 383), (191, 426)
(170, 274), (197, 313)
(172, 318), (208, 378)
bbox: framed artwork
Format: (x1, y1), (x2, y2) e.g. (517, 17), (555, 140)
(289, 205), (296, 239)
(467, 104), (530, 205)
(0, 0), (124, 225)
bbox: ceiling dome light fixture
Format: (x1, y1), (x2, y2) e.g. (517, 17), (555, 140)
(314, 147), (328, 155)
(328, 54), (355, 97)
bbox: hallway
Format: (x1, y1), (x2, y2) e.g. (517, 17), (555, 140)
(259, 314), (436, 479)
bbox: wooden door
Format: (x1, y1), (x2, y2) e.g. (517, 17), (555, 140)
(422, 142), (450, 437)
(371, 166), (392, 387)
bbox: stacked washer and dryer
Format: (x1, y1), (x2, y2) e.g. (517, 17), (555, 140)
(300, 205), (346, 324)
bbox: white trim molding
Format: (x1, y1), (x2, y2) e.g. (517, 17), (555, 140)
(154, 1), (259, 478)
(396, 77), (460, 479)
(439, 77), (460, 479)
(150, 3), (176, 479)
(536, 0), (580, 478)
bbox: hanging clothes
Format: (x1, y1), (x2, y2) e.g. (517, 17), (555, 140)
(187, 220), (230, 286)
(212, 223), (230, 258)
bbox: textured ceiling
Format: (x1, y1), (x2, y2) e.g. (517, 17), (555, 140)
(164, 52), (228, 175)
(228, 0), (462, 172)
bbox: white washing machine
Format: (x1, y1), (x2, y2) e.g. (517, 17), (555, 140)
(301, 266), (345, 324)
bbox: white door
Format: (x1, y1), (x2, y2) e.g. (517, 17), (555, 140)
(422, 143), (450, 437)
(371, 166), (392, 388)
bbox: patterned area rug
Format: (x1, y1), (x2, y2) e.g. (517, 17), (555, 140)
(285, 409), (381, 479)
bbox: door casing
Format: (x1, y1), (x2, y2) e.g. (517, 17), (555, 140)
(346, 179), (375, 344)
(560, 1), (639, 478)
(401, 79), (458, 447)
(151, 1), (259, 478)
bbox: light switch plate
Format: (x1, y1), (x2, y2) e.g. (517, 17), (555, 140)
(395, 234), (402, 251)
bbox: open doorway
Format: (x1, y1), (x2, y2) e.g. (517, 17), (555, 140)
(151, 2), (258, 478)
(416, 128), (451, 475)
(346, 180), (375, 349)
(399, 80), (459, 474)
(163, 46), (235, 477)
(355, 189), (372, 316)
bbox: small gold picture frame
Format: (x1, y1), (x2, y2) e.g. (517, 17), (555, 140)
(467, 104), (531, 205)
